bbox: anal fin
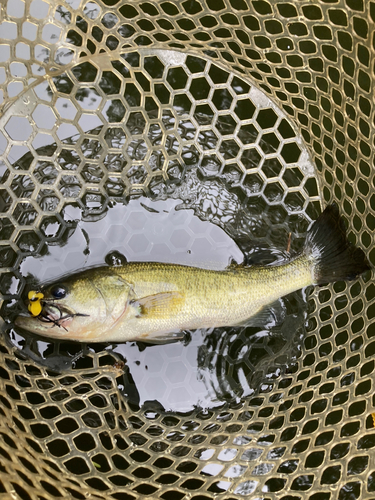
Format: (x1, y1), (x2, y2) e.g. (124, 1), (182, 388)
(234, 300), (286, 328)
(138, 332), (185, 345)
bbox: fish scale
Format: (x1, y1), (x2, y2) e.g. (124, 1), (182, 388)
(15, 205), (370, 343)
(111, 258), (311, 339)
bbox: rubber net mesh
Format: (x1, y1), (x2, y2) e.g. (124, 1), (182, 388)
(0, 0), (374, 499)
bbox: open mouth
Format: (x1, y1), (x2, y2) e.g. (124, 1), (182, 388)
(38, 303), (74, 331)
(38, 301), (89, 329)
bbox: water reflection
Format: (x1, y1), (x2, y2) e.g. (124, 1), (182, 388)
(1, 96), (317, 413)
(5, 173), (313, 411)
(197, 289), (307, 404)
(3, 194), (309, 413)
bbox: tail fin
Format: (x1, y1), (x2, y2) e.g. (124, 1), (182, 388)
(304, 204), (371, 285)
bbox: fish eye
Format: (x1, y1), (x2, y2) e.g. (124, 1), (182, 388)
(50, 285), (67, 299)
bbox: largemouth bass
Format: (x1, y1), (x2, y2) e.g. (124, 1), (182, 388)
(15, 205), (370, 343)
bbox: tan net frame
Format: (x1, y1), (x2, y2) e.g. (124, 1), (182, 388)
(0, 0), (374, 499)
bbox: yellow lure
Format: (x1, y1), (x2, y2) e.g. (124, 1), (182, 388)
(28, 291), (44, 317)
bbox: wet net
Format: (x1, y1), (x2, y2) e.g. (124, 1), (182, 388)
(0, 0), (374, 499)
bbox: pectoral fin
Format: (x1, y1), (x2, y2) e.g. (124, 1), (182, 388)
(132, 291), (184, 318)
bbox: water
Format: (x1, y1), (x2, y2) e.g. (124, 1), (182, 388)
(3, 188), (311, 412)
(0, 60), (320, 412)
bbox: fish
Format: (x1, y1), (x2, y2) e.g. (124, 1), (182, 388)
(14, 204), (370, 343)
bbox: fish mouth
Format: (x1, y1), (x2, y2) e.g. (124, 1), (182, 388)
(15, 303), (88, 335)
(37, 303), (73, 331)
(40, 302), (90, 330)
